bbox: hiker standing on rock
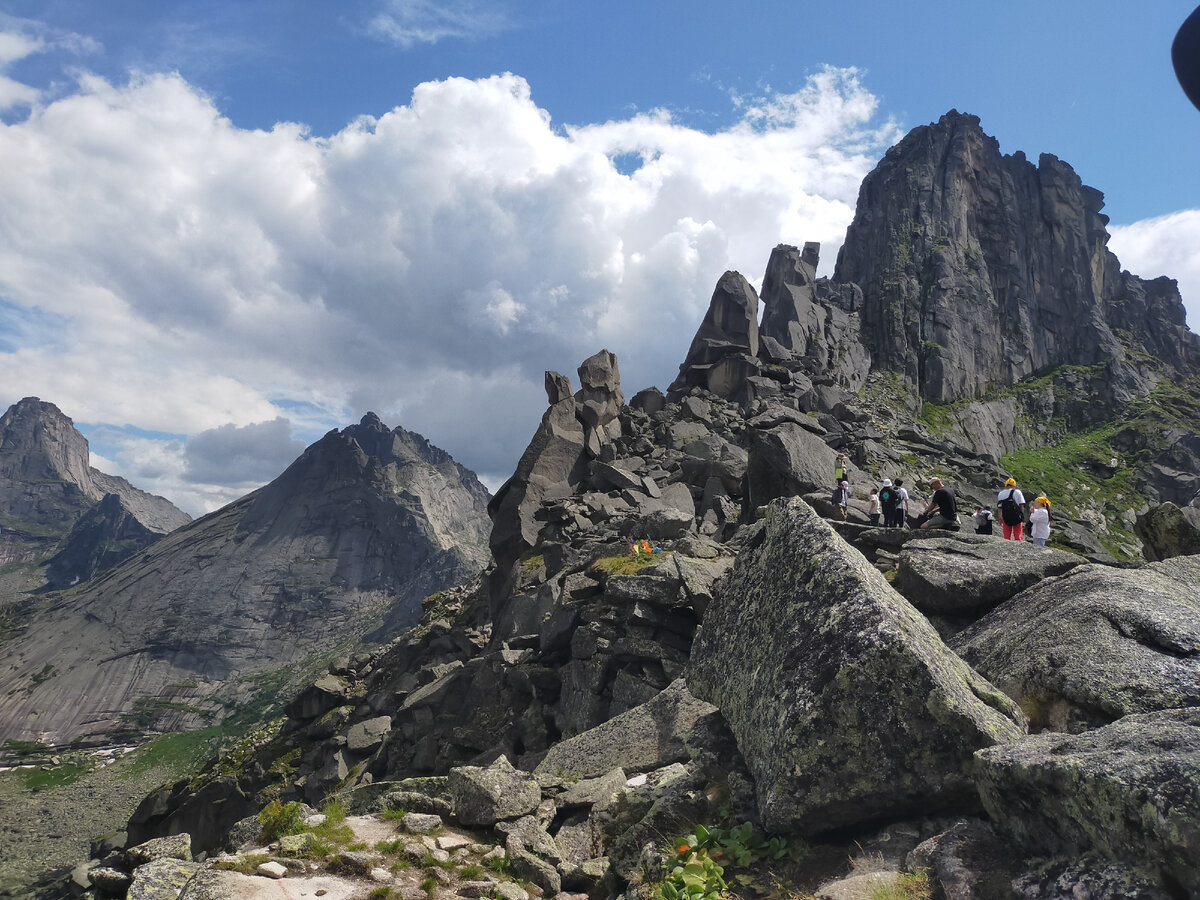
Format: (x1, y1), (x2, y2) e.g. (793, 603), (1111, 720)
(834, 453), (851, 487)
(833, 480), (850, 520)
(996, 478), (1026, 541)
(893, 478), (910, 528)
(1029, 495), (1052, 546)
(920, 477), (959, 529)
(878, 479), (898, 527)
(868, 488), (881, 526)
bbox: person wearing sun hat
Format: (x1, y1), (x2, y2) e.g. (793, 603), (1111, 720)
(1028, 495), (1052, 546)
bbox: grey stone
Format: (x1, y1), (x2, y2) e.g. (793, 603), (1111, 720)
(256, 861), (288, 879)
(555, 767), (627, 809)
(952, 556), (1200, 731)
(126, 858), (201, 900)
(975, 708), (1200, 897)
(687, 497), (1025, 833)
(449, 756), (541, 826)
(345, 715), (392, 753)
(894, 536), (1082, 617)
(535, 679), (719, 780)
(125, 833), (193, 866)
(402, 812), (443, 833)
(906, 819), (1022, 900)
(1136, 501), (1200, 561)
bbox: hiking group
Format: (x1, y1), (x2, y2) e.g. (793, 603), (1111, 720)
(837, 458), (1053, 544)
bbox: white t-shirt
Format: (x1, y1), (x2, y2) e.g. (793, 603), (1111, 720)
(997, 487), (1025, 506)
(897, 487), (909, 511)
(1029, 506), (1050, 540)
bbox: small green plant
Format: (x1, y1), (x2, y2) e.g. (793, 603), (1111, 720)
(369, 888), (393, 899)
(419, 876), (438, 896)
(460, 864), (483, 879)
(867, 870), (933, 900)
(257, 799), (305, 841)
(321, 797), (348, 824)
(484, 854), (510, 874)
(653, 822), (808, 900)
(381, 806), (409, 820)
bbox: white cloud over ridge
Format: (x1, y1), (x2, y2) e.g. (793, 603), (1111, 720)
(1108, 210), (1200, 334)
(0, 53), (906, 515)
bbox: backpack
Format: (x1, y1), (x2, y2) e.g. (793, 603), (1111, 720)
(879, 486), (897, 510)
(999, 490), (1023, 526)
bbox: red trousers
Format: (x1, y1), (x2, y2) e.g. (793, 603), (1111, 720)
(1003, 522), (1023, 540)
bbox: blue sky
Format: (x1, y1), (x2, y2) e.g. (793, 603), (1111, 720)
(1, 0), (1198, 515)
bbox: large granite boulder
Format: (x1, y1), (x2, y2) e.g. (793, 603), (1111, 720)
(448, 756), (541, 826)
(1135, 501), (1200, 561)
(974, 707), (1200, 897)
(893, 535), (1083, 618)
(535, 678), (720, 780)
(687, 497), (1025, 833)
(742, 413), (837, 514)
(951, 557), (1200, 731)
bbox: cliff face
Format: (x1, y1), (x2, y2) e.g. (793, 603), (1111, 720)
(834, 111), (1199, 402)
(0, 413), (492, 746)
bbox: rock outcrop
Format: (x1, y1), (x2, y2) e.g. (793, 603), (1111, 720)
(0, 413), (491, 745)
(687, 498), (1025, 833)
(975, 708), (1200, 897)
(952, 556), (1200, 732)
(834, 110), (1200, 402)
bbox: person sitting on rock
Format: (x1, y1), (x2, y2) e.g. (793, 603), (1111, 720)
(626, 536), (640, 555)
(1028, 495), (1052, 546)
(920, 477), (959, 529)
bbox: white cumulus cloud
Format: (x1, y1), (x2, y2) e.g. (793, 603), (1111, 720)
(0, 42), (914, 515)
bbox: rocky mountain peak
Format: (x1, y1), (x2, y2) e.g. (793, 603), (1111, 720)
(834, 110), (1199, 402)
(0, 397), (94, 506)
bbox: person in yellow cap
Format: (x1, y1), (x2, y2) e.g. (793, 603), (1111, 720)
(1028, 495), (1052, 546)
(996, 477), (1026, 541)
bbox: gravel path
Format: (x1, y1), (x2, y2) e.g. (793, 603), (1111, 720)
(0, 757), (176, 894)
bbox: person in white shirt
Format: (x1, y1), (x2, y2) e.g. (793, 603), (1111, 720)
(1029, 495), (1052, 546)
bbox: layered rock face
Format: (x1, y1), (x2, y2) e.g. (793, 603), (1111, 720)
(0, 413), (491, 745)
(834, 110), (1200, 402)
(0, 398), (189, 535)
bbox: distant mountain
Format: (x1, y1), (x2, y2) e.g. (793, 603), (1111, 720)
(0, 412), (491, 746)
(0, 398), (190, 596)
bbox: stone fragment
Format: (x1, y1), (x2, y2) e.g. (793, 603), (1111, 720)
(88, 866), (132, 895)
(687, 497), (1025, 833)
(402, 812), (444, 833)
(125, 833), (193, 866)
(535, 679), (719, 780)
(952, 556), (1200, 731)
(975, 707), (1200, 897)
(449, 756), (541, 826)
(1136, 501), (1200, 561)
(257, 861), (288, 879)
(127, 858), (201, 899)
(345, 715), (392, 753)
(894, 535), (1082, 617)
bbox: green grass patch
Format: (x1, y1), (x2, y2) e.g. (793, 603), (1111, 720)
(21, 760), (91, 789)
(868, 870), (933, 900)
(589, 550), (670, 577)
(381, 807), (409, 821)
(122, 725), (227, 779)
